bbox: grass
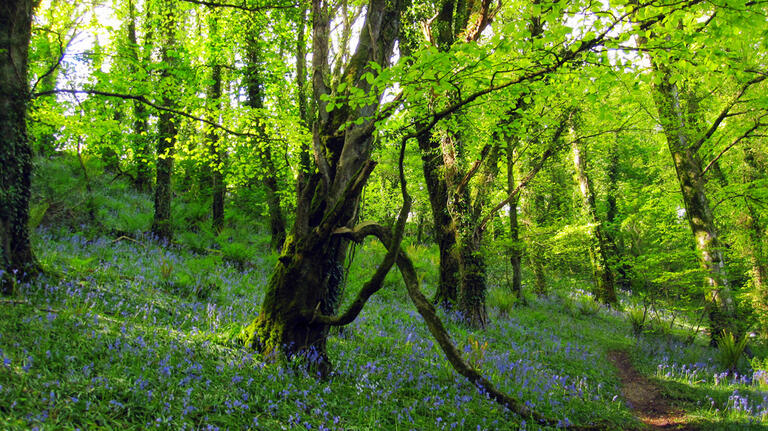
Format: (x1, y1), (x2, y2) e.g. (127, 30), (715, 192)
(4, 155), (768, 429)
(1, 231), (638, 430)
(5, 229), (768, 429)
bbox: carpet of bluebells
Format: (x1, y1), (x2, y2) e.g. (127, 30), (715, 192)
(1, 228), (767, 429)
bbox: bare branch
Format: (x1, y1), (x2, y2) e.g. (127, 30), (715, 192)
(691, 75), (766, 153)
(29, 28), (79, 95)
(702, 117), (767, 176)
(32, 88), (259, 138)
(177, 0), (298, 11)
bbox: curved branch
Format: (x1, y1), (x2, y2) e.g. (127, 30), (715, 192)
(178, 0), (298, 11)
(342, 223), (554, 425)
(312, 132), (414, 326)
(33, 89), (258, 138)
(702, 116), (767, 176)
(691, 75), (766, 154)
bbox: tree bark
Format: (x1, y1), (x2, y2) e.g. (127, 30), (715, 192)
(570, 113), (617, 305)
(456, 144), (500, 328)
(408, 0), (496, 311)
(0, 0), (38, 293)
(151, 0), (177, 242)
(416, 131), (460, 308)
(247, 0), (403, 371)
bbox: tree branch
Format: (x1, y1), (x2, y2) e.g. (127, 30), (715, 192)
(454, 144), (492, 199)
(29, 28), (79, 96)
(362, 222), (602, 427)
(177, 0), (298, 11)
(311, 128), (414, 327)
(702, 117), (766, 176)
(691, 75), (766, 153)
(32, 89), (259, 138)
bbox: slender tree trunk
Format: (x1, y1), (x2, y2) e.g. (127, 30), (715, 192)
(295, 5), (312, 187)
(208, 63), (225, 231)
(507, 138), (523, 299)
(416, 131), (460, 308)
(523, 190), (548, 295)
(127, 0), (152, 193)
(151, 0), (177, 242)
(0, 0), (37, 293)
(244, 33), (286, 251)
(650, 62), (735, 342)
(604, 147), (631, 290)
(742, 146), (768, 333)
(248, 0), (403, 371)
(570, 114), (617, 305)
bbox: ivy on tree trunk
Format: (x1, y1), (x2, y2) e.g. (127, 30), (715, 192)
(0, 0), (38, 293)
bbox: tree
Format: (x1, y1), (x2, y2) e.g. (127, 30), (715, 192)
(246, 0), (406, 372)
(640, 6), (767, 341)
(151, 0), (180, 241)
(242, 17), (287, 251)
(569, 110), (618, 305)
(1, 0), (38, 293)
(126, 0), (154, 193)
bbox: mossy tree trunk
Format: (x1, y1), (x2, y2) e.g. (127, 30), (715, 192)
(406, 0), (495, 311)
(650, 62), (736, 342)
(0, 0), (37, 293)
(151, 0), (177, 242)
(570, 113), (617, 305)
(455, 144), (500, 328)
(248, 0), (403, 371)
(417, 130), (460, 308)
(742, 146), (768, 334)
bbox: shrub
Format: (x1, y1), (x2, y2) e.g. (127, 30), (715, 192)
(718, 330), (748, 373)
(628, 307), (647, 335)
(220, 242), (253, 269)
(577, 297), (601, 317)
(488, 288), (517, 317)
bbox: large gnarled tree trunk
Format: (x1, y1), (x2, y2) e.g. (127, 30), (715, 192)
(246, 0), (404, 371)
(1, 0), (37, 293)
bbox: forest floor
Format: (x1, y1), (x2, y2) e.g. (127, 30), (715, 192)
(2, 157), (768, 430)
(609, 350), (694, 430)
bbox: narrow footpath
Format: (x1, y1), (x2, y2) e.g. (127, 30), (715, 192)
(608, 350), (697, 430)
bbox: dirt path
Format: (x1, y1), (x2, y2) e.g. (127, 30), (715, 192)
(608, 350), (696, 430)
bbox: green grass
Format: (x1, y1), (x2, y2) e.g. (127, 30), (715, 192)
(4, 156), (768, 430)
